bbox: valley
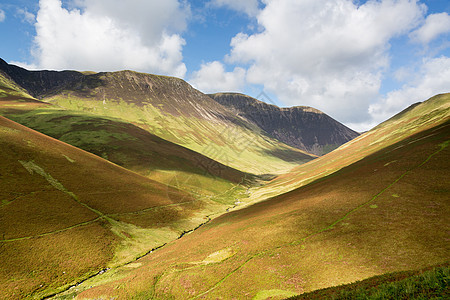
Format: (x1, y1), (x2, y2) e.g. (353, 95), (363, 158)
(0, 60), (448, 299)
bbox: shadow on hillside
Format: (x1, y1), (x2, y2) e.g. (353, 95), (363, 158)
(263, 148), (315, 163)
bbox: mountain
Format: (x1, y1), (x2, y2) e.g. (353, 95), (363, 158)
(1, 56), (448, 299)
(0, 59), (316, 176)
(52, 94), (449, 299)
(208, 93), (359, 156)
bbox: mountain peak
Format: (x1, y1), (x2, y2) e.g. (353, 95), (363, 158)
(281, 105), (324, 114)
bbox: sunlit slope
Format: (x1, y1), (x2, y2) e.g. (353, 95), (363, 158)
(39, 70), (315, 174)
(62, 117), (449, 299)
(0, 73), (255, 206)
(248, 93), (450, 203)
(0, 115), (230, 299)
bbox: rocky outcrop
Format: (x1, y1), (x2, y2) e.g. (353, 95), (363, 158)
(209, 93), (359, 156)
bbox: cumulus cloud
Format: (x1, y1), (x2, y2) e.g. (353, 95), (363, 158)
(0, 9), (5, 22)
(369, 56), (450, 123)
(225, 0), (426, 125)
(189, 61), (246, 93)
(209, 0), (260, 17)
(31, 0), (189, 77)
(410, 12), (450, 44)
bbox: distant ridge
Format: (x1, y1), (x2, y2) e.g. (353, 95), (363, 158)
(209, 92), (359, 155)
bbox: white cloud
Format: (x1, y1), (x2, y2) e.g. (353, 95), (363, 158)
(209, 0), (260, 17)
(410, 12), (450, 44)
(369, 56), (450, 124)
(31, 0), (189, 77)
(9, 61), (39, 70)
(189, 61), (246, 93)
(225, 0), (426, 125)
(17, 8), (36, 24)
(0, 9), (5, 22)
(78, 0), (189, 45)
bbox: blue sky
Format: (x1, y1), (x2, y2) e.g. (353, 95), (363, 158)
(0, 0), (449, 131)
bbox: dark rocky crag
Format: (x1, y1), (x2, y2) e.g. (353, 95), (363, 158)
(0, 58), (85, 98)
(209, 93), (360, 156)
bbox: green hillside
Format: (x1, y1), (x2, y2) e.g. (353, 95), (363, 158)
(52, 96), (449, 299)
(0, 67), (279, 299)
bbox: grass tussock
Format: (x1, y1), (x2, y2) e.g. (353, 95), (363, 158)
(288, 264), (449, 300)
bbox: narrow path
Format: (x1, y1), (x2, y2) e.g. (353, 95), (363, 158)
(191, 254), (261, 299)
(0, 192), (34, 208)
(107, 200), (196, 217)
(19, 160), (106, 218)
(188, 140), (449, 299)
(0, 201), (195, 243)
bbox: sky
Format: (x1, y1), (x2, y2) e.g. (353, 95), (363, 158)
(0, 0), (449, 131)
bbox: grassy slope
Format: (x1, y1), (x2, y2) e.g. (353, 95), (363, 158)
(40, 70), (315, 175)
(55, 100), (449, 298)
(246, 93), (450, 205)
(0, 114), (238, 299)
